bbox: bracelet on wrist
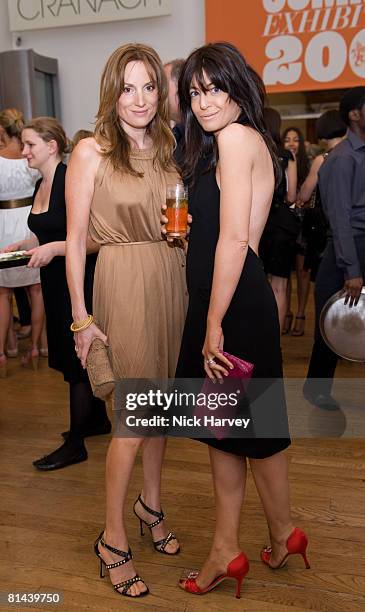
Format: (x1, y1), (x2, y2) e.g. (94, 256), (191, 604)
(70, 314), (94, 332)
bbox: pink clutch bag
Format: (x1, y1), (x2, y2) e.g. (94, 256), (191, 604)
(197, 351), (254, 440)
(218, 351), (254, 380)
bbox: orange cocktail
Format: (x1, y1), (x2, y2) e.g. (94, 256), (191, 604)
(166, 184), (188, 238)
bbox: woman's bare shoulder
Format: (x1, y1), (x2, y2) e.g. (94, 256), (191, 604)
(72, 137), (103, 162)
(68, 137), (102, 177)
(311, 153), (325, 170)
(217, 123), (264, 153)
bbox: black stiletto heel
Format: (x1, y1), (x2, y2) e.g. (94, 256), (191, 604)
(93, 531), (149, 598)
(133, 494), (180, 555)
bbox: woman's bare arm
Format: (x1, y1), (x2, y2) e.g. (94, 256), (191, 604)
(65, 138), (99, 320)
(2, 235), (39, 253)
(286, 158), (297, 203)
(203, 124), (262, 378)
(207, 124), (255, 328)
(65, 138), (106, 366)
(297, 154), (323, 204)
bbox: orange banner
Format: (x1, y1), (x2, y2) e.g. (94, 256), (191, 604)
(206, 0), (365, 92)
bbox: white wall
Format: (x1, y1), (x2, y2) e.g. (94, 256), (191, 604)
(0, 0), (205, 136)
(0, 0), (12, 51)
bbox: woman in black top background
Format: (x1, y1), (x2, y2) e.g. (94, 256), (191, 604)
(282, 126), (311, 336)
(259, 108), (299, 331)
(297, 110), (347, 281)
(14, 117), (110, 470)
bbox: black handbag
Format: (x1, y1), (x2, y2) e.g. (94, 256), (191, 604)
(271, 203), (301, 237)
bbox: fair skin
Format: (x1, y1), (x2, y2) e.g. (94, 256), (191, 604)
(65, 60), (178, 597)
(163, 135), (297, 331)
(0, 129), (44, 365)
(8, 129), (99, 263)
(4, 131), (99, 361)
(179, 75), (294, 590)
(164, 63), (181, 124)
(283, 129), (300, 157)
(297, 136), (344, 205)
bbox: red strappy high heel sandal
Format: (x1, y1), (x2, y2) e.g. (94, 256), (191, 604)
(261, 527), (310, 569)
(179, 552), (249, 599)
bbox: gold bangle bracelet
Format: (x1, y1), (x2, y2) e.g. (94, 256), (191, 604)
(70, 314), (94, 333)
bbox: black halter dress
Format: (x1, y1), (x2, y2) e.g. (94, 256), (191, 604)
(175, 155), (291, 458)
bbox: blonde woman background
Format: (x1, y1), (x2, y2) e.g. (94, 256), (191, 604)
(0, 109), (44, 376)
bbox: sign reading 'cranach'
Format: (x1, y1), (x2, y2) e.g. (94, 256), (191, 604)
(8, 0), (171, 32)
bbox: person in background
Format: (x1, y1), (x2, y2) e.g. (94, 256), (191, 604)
(5, 117), (111, 469)
(259, 107), (298, 331)
(282, 126), (310, 336)
(66, 43), (186, 598)
(164, 58), (185, 144)
(164, 58), (184, 125)
(72, 129), (93, 147)
(303, 87), (365, 410)
(298, 110), (347, 282)
(304, 140), (321, 163)
(0, 108), (43, 377)
(13, 287), (31, 340)
(176, 42), (309, 599)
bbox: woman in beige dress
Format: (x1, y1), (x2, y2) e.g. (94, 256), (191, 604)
(66, 44), (186, 598)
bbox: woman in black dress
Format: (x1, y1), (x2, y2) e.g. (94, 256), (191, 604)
(175, 43), (309, 597)
(21, 117), (110, 470)
(282, 126), (311, 336)
(259, 108), (299, 331)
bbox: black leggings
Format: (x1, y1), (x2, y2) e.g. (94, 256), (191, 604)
(68, 380), (107, 442)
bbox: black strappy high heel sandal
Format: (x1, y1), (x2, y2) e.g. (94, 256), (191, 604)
(133, 494), (180, 555)
(94, 531), (149, 598)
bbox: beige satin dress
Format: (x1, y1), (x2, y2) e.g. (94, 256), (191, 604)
(89, 148), (187, 380)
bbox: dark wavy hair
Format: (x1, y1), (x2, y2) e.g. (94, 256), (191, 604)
(178, 42), (280, 185)
(339, 86), (365, 126)
(316, 109), (346, 140)
(282, 126), (309, 188)
(263, 107), (282, 147)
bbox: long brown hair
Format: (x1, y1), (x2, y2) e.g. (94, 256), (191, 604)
(23, 117), (71, 158)
(94, 43), (175, 176)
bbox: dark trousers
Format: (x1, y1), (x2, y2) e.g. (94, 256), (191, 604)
(305, 235), (365, 396)
(14, 287), (31, 326)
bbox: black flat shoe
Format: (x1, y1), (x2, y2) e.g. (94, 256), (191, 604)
(303, 389), (340, 411)
(61, 420), (112, 440)
(33, 447), (88, 471)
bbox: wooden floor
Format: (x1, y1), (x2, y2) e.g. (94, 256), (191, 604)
(0, 287), (364, 612)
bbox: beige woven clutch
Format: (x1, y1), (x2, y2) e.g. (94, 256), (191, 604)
(86, 338), (115, 400)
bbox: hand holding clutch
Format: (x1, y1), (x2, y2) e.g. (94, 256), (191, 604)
(219, 351), (254, 380)
(198, 351), (254, 440)
(86, 338), (115, 401)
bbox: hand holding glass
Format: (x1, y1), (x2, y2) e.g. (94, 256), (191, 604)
(166, 184), (188, 238)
